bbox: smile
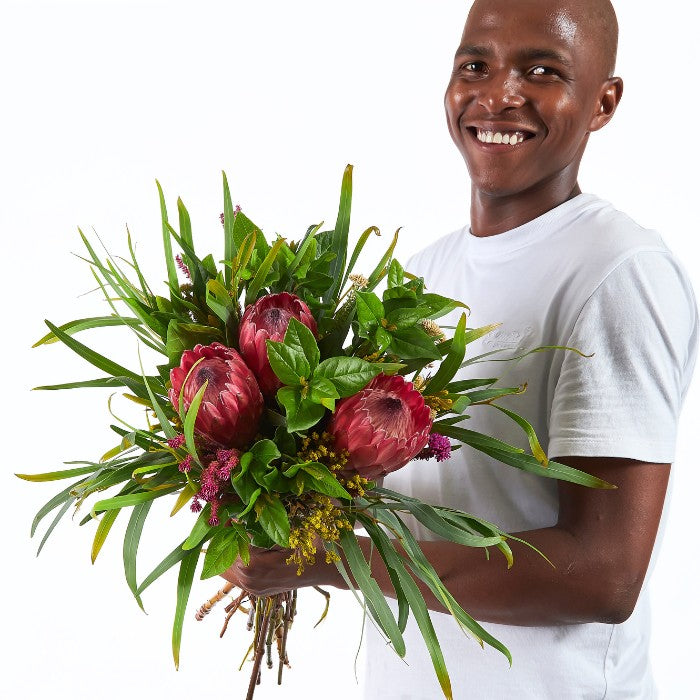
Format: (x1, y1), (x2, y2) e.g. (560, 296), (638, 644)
(476, 129), (528, 145)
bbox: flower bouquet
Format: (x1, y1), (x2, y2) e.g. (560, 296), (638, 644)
(19, 166), (610, 700)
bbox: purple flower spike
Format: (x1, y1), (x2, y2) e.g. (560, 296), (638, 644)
(417, 433), (452, 463)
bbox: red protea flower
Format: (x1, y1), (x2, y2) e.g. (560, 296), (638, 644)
(168, 342), (263, 449)
(239, 292), (318, 397)
(328, 374), (432, 480)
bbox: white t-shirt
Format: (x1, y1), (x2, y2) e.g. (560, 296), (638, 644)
(360, 194), (698, 699)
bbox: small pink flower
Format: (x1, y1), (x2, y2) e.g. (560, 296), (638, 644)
(417, 433), (452, 462)
(168, 434), (186, 449)
(190, 498), (203, 513)
(329, 374), (432, 480)
(179, 454), (193, 473)
(175, 254), (191, 280)
(239, 292), (318, 397)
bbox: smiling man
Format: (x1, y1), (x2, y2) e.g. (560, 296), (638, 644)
(224, 1), (698, 697)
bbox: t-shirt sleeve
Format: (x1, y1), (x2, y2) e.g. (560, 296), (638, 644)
(548, 251), (698, 462)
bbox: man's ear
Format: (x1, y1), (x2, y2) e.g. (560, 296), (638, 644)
(589, 77), (623, 132)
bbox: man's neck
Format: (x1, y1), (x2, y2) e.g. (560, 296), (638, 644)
(470, 180), (583, 238)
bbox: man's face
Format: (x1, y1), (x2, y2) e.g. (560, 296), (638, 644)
(445, 0), (611, 198)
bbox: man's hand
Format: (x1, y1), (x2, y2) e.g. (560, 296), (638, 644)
(220, 540), (345, 597)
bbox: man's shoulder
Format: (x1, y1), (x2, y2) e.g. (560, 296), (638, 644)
(405, 225), (467, 275)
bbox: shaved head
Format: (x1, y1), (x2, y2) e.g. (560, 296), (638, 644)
(466, 0), (618, 79)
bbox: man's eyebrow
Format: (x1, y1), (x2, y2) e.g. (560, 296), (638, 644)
(454, 45), (574, 69)
(517, 48), (574, 68)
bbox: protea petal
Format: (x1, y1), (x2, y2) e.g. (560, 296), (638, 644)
(168, 342), (263, 449)
(239, 292), (318, 397)
(329, 374), (432, 479)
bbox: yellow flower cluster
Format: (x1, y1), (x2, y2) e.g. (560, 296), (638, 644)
(423, 389), (453, 413)
(286, 495), (352, 575)
(296, 432), (349, 472)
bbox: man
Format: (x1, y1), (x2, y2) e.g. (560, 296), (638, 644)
(224, 0), (698, 697)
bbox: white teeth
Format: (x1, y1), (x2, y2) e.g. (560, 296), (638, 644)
(476, 129), (528, 145)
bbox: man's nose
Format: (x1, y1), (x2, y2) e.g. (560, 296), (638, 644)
(477, 73), (526, 113)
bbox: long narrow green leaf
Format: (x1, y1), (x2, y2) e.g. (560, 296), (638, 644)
(183, 381), (208, 463)
(32, 316), (143, 347)
(245, 236), (287, 305)
(157, 180), (179, 291)
(138, 347), (176, 439)
(126, 226), (156, 305)
(91, 508), (121, 563)
(222, 171), (235, 288)
(93, 485), (180, 513)
(425, 313), (467, 395)
(33, 377), (138, 392)
(44, 320), (141, 381)
(30, 478), (87, 537)
(490, 404), (548, 466)
(136, 540), (189, 595)
(17, 465), (99, 482)
(172, 548), (200, 669)
(359, 514), (453, 699)
(124, 501), (153, 611)
(338, 528), (405, 657)
(36, 499), (73, 556)
(436, 425), (615, 488)
(323, 164), (353, 306)
(367, 227), (399, 290)
(342, 225), (380, 293)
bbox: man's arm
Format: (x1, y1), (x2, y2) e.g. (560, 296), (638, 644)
(222, 456), (669, 626)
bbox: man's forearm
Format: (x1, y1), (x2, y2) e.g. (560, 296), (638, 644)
(326, 525), (637, 627)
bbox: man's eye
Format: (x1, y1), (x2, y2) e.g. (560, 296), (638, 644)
(460, 61), (486, 72)
(530, 65), (557, 77)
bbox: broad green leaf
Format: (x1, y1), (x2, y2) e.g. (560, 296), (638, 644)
(254, 494), (290, 547)
(284, 318), (320, 375)
(355, 291), (384, 336)
(91, 508), (120, 564)
(390, 327), (442, 360)
(315, 356), (381, 397)
(165, 321), (221, 364)
(387, 259), (405, 288)
(277, 387), (326, 432)
(425, 313), (468, 394)
(266, 341), (310, 386)
(206, 278), (233, 325)
(172, 547), (199, 670)
(201, 528), (240, 579)
(420, 293), (468, 320)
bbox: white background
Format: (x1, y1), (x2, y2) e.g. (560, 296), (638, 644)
(2, 1), (698, 698)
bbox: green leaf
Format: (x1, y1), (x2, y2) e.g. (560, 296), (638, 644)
(156, 180), (179, 292)
(124, 501), (153, 611)
(355, 291), (384, 337)
(43, 320), (141, 381)
(182, 505), (215, 550)
(387, 259), (405, 288)
(245, 237), (287, 304)
(201, 528), (240, 579)
(444, 378), (498, 393)
(17, 465), (99, 482)
(338, 528), (406, 657)
(222, 171), (236, 288)
(424, 313), (467, 394)
(32, 316), (143, 347)
(490, 404), (548, 466)
(136, 539), (191, 596)
(436, 425), (615, 488)
(300, 465), (352, 500)
(30, 478), (88, 537)
(172, 547), (199, 670)
(165, 321), (221, 364)
(254, 494), (290, 547)
(183, 380), (208, 463)
(92, 485), (180, 513)
(342, 225), (380, 292)
(266, 341), (310, 386)
(367, 228), (399, 290)
(315, 356), (381, 397)
(322, 164), (353, 306)
(91, 508), (120, 564)
(420, 293), (468, 320)
(390, 327), (442, 360)
(36, 500), (72, 556)
(276, 386), (326, 432)
(284, 317), (320, 375)
(358, 514), (453, 699)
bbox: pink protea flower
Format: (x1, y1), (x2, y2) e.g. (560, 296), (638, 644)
(328, 374), (433, 480)
(238, 292), (318, 397)
(168, 342), (263, 449)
